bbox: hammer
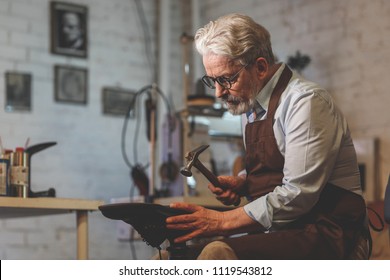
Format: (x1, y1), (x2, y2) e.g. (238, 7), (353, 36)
(181, 144), (240, 206)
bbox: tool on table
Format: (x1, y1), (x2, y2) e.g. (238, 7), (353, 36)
(25, 142), (57, 197)
(180, 144), (241, 206)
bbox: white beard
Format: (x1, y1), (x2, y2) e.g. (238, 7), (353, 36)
(223, 89), (257, 115)
(225, 99), (253, 115)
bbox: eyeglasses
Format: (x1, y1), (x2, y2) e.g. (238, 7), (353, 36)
(201, 63), (249, 89)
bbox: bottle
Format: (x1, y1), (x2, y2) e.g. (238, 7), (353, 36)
(0, 149), (12, 196)
(10, 147), (29, 198)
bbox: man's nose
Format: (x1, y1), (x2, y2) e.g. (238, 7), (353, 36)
(214, 83), (227, 98)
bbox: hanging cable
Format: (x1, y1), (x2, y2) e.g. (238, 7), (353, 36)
(121, 85), (173, 172)
(121, 85), (176, 259)
(121, 85), (151, 169)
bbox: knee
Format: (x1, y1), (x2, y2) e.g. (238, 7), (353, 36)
(197, 241), (238, 260)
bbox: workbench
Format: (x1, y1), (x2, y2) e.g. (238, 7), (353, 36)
(0, 197), (103, 259)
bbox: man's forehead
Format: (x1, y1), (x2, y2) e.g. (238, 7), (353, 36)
(203, 53), (234, 65)
(203, 54), (237, 74)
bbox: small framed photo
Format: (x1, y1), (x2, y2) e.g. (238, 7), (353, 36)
(102, 87), (137, 117)
(54, 65), (88, 104)
(50, 1), (88, 58)
(5, 72), (32, 112)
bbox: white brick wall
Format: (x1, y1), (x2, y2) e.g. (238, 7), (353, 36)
(0, 0), (158, 259)
(1, 0), (389, 260)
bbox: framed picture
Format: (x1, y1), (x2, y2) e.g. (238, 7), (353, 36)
(5, 72), (32, 112)
(102, 87), (136, 117)
(54, 65), (88, 104)
(50, 1), (88, 58)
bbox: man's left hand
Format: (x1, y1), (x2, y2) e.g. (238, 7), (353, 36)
(166, 202), (224, 243)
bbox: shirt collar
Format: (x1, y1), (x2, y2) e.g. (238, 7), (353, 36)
(255, 63), (286, 113)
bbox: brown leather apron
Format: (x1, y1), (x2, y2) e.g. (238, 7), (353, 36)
(244, 65), (290, 199)
(223, 66), (366, 259)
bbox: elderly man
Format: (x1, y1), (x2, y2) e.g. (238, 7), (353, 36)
(166, 13), (369, 260)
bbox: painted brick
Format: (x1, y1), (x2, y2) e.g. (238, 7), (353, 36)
(1, 0), (390, 260)
(10, 1), (47, 21)
(15, 62), (51, 79)
(0, 29), (7, 43)
(0, 45), (27, 61)
(10, 31), (47, 50)
(0, 1), (9, 13)
(0, 14), (29, 32)
(0, 0), (157, 259)
(0, 230), (25, 246)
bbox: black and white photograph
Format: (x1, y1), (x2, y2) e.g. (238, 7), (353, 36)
(54, 65), (88, 104)
(50, 1), (88, 58)
(5, 72), (32, 112)
(102, 87), (136, 116)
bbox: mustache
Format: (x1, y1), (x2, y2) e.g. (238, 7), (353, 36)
(221, 94), (243, 104)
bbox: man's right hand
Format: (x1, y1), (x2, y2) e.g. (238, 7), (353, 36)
(208, 175), (246, 206)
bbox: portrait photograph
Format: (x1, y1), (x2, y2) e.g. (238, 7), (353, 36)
(5, 72), (32, 112)
(50, 1), (88, 58)
(54, 65), (88, 104)
(102, 87), (136, 117)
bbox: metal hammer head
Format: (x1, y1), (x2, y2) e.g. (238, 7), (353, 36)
(180, 144), (209, 177)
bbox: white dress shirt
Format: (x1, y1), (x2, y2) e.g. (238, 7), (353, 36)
(243, 64), (362, 230)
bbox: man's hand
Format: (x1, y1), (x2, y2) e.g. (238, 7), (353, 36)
(208, 175), (246, 206)
(166, 202), (225, 243)
(166, 202), (262, 244)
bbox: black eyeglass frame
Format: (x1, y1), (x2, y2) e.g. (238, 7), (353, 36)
(201, 63), (249, 89)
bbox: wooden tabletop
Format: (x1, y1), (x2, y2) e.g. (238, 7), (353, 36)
(0, 197), (104, 218)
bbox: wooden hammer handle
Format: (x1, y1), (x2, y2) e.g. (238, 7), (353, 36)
(193, 160), (241, 206)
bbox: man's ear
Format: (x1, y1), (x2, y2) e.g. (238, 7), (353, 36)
(255, 57), (268, 79)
